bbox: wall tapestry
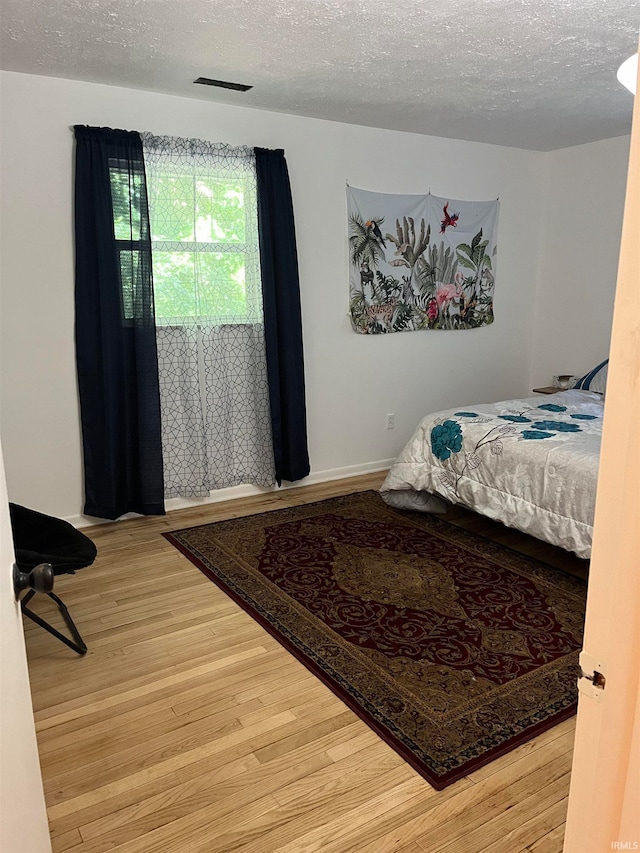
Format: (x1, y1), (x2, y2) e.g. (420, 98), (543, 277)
(347, 186), (499, 334)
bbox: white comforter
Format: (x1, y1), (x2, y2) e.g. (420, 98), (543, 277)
(380, 389), (603, 558)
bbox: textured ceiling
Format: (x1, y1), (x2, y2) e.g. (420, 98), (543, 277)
(1, 0), (638, 150)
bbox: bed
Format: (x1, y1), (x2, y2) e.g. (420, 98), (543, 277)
(380, 386), (605, 559)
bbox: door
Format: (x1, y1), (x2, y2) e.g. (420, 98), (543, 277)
(563, 48), (640, 853)
(0, 437), (52, 852)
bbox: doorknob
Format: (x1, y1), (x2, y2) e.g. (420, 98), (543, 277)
(13, 563), (54, 599)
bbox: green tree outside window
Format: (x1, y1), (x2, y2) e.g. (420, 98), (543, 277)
(110, 165), (255, 323)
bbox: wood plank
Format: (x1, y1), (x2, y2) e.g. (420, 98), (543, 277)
(48, 770), (184, 839)
(527, 822), (567, 853)
(243, 773), (430, 853)
(43, 708), (298, 804)
(50, 827), (83, 853)
(342, 722), (573, 853)
(466, 717), (575, 783)
(411, 755), (572, 853)
(174, 719), (364, 785)
(477, 797), (568, 853)
(431, 777), (570, 853)
(77, 751), (332, 850)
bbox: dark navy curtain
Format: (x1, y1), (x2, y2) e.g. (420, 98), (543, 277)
(255, 148), (310, 485)
(74, 126), (165, 519)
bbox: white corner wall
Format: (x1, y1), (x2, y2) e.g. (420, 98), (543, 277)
(1, 71), (548, 520)
(0, 438), (51, 852)
(529, 135), (630, 388)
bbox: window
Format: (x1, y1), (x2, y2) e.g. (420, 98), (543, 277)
(145, 139), (263, 326)
(149, 170), (257, 323)
(110, 149), (262, 325)
(134, 136), (274, 497)
(77, 126), (307, 506)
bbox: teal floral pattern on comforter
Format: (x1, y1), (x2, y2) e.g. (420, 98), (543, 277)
(380, 389), (603, 558)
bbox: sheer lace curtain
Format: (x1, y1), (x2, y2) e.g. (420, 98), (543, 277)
(141, 134), (275, 498)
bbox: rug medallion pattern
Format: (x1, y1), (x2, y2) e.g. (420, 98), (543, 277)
(165, 491), (586, 788)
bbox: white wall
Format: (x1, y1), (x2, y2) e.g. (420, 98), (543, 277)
(1, 71), (548, 520)
(0, 440), (52, 853)
(529, 135), (630, 388)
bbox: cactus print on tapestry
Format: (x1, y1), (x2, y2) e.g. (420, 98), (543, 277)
(347, 187), (499, 334)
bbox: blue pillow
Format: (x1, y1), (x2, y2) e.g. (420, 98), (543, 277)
(573, 359), (608, 394)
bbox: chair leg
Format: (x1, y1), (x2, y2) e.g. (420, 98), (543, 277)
(21, 589), (88, 655)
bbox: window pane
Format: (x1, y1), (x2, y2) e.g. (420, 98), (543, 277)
(109, 162), (145, 242)
(143, 147), (262, 325)
(149, 172), (255, 321)
(117, 248), (153, 321)
(152, 251), (197, 319)
(196, 252), (247, 318)
(148, 174), (195, 242)
(119, 250), (134, 319)
(195, 178), (246, 243)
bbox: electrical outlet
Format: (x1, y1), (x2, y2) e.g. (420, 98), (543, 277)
(386, 413), (395, 430)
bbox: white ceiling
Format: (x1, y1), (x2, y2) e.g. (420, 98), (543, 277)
(1, 0), (637, 151)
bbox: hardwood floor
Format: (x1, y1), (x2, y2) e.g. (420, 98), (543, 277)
(24, 473), (585, 853)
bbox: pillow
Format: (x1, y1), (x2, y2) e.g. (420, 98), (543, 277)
(573, 359), (608, 394)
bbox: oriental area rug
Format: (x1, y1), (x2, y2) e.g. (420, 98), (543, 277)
(164, 491), (586, 789)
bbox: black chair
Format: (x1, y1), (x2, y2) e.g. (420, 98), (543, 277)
(9, 503), (97, 655)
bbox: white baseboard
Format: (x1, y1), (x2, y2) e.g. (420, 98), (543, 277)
(67, 459), (394, 528)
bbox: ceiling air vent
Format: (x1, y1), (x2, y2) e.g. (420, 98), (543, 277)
(193, 77), (253, 92)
